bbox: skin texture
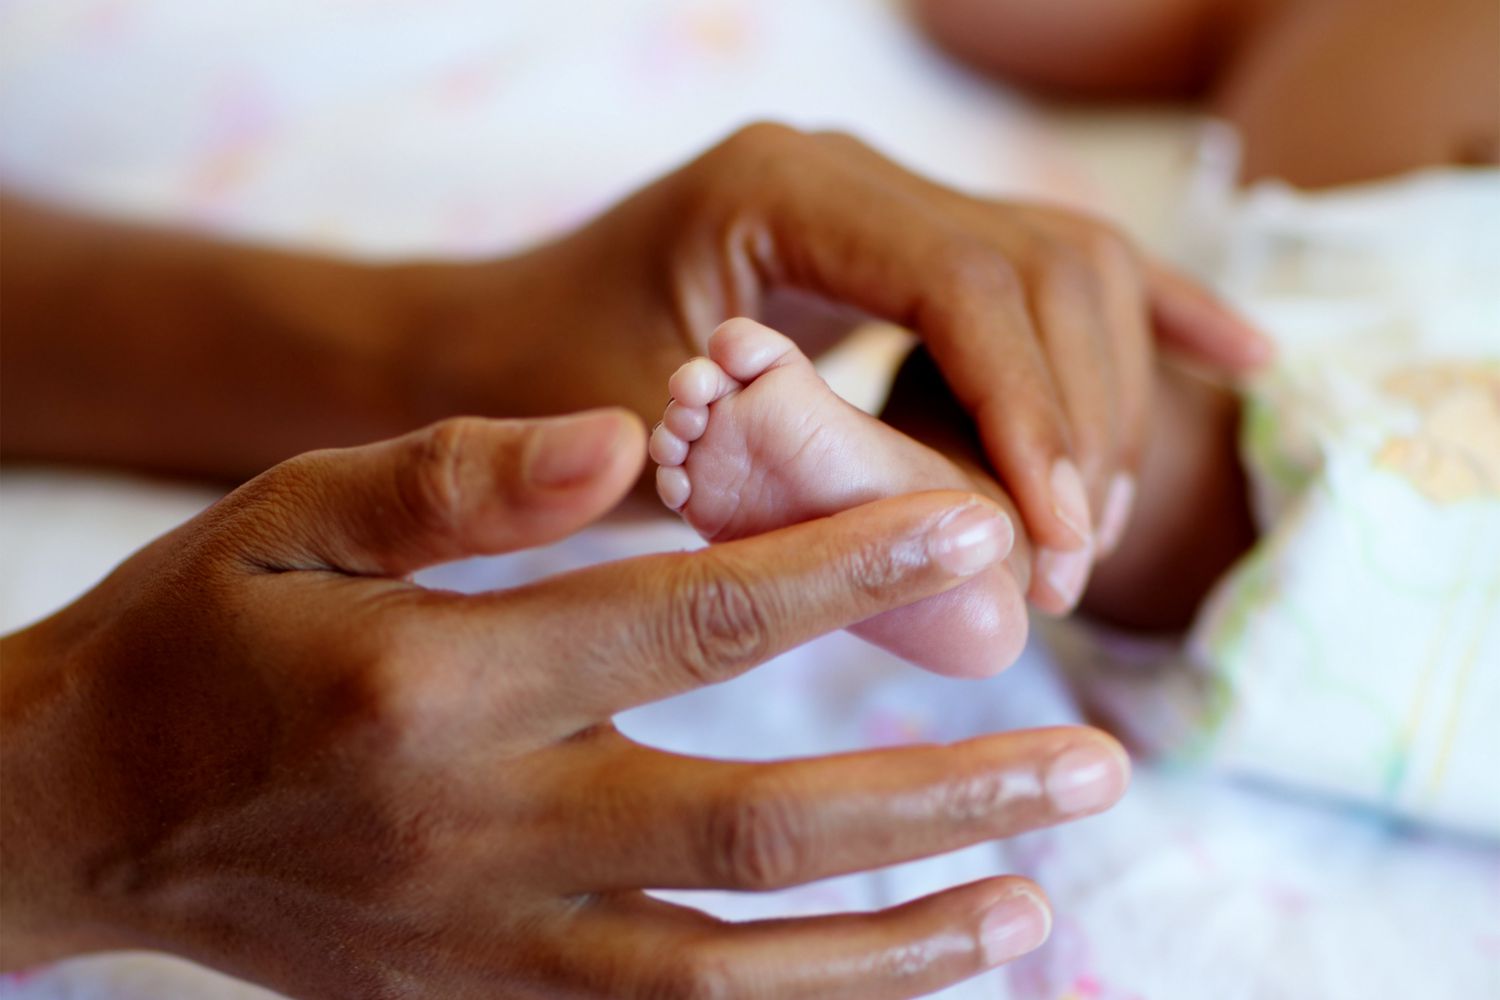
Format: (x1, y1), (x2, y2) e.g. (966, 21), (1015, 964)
(0, 122), (1264, 992)
(653, 318), (1035, 677)
(0, 123), (1269, 606)
(909, 0), (1496, 622)
(915, 0), (1500, 187)
(0, 412), (1132, 999)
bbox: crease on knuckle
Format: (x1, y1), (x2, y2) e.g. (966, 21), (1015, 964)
(663, 556), (772, 686)
(648, 948), (738, 1000)
(843, 537), (915, 606)
(706, 776), (808, 891)
(395, 418), (485, 545)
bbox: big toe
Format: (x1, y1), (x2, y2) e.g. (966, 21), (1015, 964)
(708, 317), (806, 382)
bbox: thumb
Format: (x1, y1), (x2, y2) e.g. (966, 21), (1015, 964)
(233, 410), (646, 576)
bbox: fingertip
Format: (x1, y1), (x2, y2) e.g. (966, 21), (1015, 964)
(1048, 458), (1092, 550)
(1043, 733), (1130, 817)
(524, 408), (645, 493)
(1149, 262), (1274, 371)
(1095, 473), (1136, 556)
(978, 882), (1052, 967)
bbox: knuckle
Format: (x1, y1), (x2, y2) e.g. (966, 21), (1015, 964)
(842, 538), (914, 604)
(705, 776), (809, 891)
(327, 619), (441, 753)
(1040, 238), (1093, 290)
(938, 240), (1023, 304)
(649, 949), (737, 1000)
(720, 120), (804, 160)
(661, 556), (773, 685)
(1070, 215), (1136, 270)
(395, 417), (490, 542)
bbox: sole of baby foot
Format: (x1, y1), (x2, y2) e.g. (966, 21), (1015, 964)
(653, 317), (1030, 677)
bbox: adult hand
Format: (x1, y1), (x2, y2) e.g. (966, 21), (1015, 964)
(1, 410), (1130, 999)
(414, 123), (1269, 613)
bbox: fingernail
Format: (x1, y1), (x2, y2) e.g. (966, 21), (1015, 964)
(525, 412), (625, 489)
(1044, 741), (1129, 815)
(1035, 544), (1092, 612)
(979, 888), (1051, 966)
(928, 503), (1014, 577)
(1049, 459), (1092, 547)
(1096, 474), (1136, 555)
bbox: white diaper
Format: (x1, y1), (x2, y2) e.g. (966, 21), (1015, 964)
(1059, 168), (1500, 838)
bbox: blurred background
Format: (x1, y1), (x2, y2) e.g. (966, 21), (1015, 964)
(2, 3), (1496, 999)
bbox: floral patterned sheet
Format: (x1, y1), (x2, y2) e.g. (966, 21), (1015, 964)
(2, 2), (1495, 997)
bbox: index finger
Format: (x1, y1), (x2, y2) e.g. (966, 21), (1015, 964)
(482, 490), (1017, 734)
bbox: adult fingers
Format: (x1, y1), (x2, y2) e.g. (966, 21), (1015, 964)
(698, 123), (1085, 554)
(1091, 244), (1154, 558)
(223, 411), (645, 576)
(468, 490), (1017, 733)
(548, 726), (1129, 893)
(1146, 261), (1273, 371)
(553, 880), (1051, 1000)
(1026, 252), (1119, 613)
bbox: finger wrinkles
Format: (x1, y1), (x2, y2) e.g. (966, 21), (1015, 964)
(659, 555), (774, 688)
(930, 765), (1045, 828)
(392, 418), (511, 554)
(643, 948), (738, 1000)
(703, 773), (812, 891)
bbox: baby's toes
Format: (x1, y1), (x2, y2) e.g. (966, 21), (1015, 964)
(663, 400), (708, 442)
(649, 423), (689, 466)
(656, 464), (691, 510)
(668, 357), (739, 408)
(708, 318), (805, 383)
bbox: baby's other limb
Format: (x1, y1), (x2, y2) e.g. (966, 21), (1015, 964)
(1218, 0), (1500, 186)
(915, 0), (1499, 188)
(912, 0), (1257, 99)
(884, 348), (1255, 632)
(1079, 360), (1255, 631)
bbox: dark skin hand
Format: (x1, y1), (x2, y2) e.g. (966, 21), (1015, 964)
(1, 411), (1130, 999)
(884, 347), (1257, 631)
(1, 122), (1269, 617)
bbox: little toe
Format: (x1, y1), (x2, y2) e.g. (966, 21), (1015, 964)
(649, 424), (689, 466)
(668, 357), (739, 408)
(656, 465), (691, 510)
(663, 400), (709, 442)
(708, 318), (804, 382)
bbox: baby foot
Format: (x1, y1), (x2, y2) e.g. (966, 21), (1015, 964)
(652, 318), (1029, 677)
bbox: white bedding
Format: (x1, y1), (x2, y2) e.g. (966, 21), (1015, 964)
(2, 2), (1496, 997)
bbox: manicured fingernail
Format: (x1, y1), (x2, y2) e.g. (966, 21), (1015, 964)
(1049, 459), (1092, 547)
(525, 412), (625, 489)
(980, 887), (1051, 966)
(1096, 474), (1136, 555)
(1035, 544), (1092, 612)
(928, 503), (1014, 577)
(1045, 741), (1129, 815)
